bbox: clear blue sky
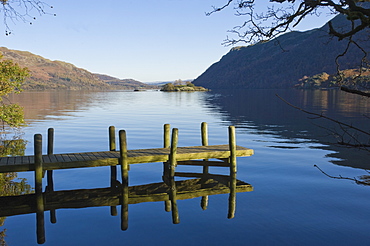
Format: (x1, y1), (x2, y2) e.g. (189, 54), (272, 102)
(0, 0), (334, 82)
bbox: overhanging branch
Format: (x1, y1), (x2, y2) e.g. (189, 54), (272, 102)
(276, 93), (370, 137)
(340, 86), (370, 97)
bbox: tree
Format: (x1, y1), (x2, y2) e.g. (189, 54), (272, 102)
(208, 1), (370, 45)
(0, 53), (30, 246)
(174, 79), (183, 86)
(0, 0), (54, 35)
(208, 1), (370, 85)
(186, 81), (195, 87)
(161, 83), (176, 91)
(0, 54), (29, 128)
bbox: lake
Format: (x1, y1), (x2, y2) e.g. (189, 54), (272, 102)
(1, 89), (370, 245)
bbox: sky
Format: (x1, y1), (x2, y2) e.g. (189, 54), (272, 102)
(0, 0), (335, 83)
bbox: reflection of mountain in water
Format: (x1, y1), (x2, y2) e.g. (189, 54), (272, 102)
(203, 89), (370, 169)
(8, 90), (112, 122)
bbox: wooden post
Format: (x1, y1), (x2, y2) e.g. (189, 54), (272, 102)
(46, 128), (57, 224)
(201, 122), (209, 210)
(47, 128), (54, 155)
(34, 134), (45, 244)
(228, 126), (237, 219)
(109, 126), (118, 216)
(34, 134), (43, 200)
(119, 130), (129, 230)
(201, 194), (209, 211)
(201, 122), (208, 147)
(228, 174), (237, 219)
(165, 199), (171, 212)
(48, 128), (54, 155)
(162, 123), (171, 195)
(168, 128), (180, 224)
(163, 123), (171, 178)
(109, 126), (117, 183)
(109, 126), (116, 151)
(163, 124), (170, 148)
(169, 128), (178, 178)
(36, 206), (45, 245)
(228, 126), (237, 176)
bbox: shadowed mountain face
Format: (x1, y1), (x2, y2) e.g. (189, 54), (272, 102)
(0, 47), (157, 90)
(193, 15), (370, 89)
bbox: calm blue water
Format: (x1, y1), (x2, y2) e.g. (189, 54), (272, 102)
(2, 89), (370, 245)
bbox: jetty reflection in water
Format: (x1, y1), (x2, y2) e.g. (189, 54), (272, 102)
(0, 169), (252, 244)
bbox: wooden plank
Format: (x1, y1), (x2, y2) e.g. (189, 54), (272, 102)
(66, 154), (80, 162)
(175, 145), (253, 160)
(42, 155), (51, 164)
(126, 148), (169, 164)
(0, 156), (9, 165)
(89, 152), (106, 160)
(177, 160), (230, 167)
(7, 156), (16, 165)
(174, 172), (228, 178)
(77, 152), (95, 161)
(21, 156), (30, 164)
(102, 151), (118, 159)
(71, 153), (89, 162)
(174, 172), (204, 178)
(45, 159), (112, 170)
(15, 156), (24, 165)
(54, 154), (65, 163)
(105, 151), (118, 158)
(60, 154), (72, 162)
(47, 154), (58, 163)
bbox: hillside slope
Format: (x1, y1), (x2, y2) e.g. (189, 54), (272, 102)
(0, 47), (156, 90)
(193, 15), (370, 89)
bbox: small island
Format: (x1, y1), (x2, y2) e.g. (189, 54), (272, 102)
(160, 79), (209, 92)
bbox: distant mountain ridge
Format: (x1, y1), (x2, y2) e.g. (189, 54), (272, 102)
(94, 74), (151, 88)
(193, 14), (370, 89)
(0, 47), (157, 90)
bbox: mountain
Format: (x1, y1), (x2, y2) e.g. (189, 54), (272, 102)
(0, 47), (157, 90)
(94, 74), (157, 89)
(193, 14), (370, 89)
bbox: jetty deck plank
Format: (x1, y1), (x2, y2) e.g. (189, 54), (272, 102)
(0, 145), (254, 173)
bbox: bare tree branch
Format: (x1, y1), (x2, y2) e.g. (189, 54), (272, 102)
(314, 164), (370, 185)
(0, 0), (54, 35)
(206, 0), (234, 16)
(208, 1), (370, 45)
(276, 93), (370, 137)
(340, 85), (370, 96)
(276, 93), (370, 150)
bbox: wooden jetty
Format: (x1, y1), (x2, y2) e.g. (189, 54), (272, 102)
(0, 124), (253, 174)
(0, 122), (254, 244)
(0, 144), (252, 173)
